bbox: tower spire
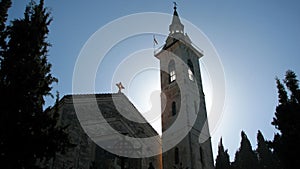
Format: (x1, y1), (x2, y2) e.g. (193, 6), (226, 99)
(169, 2), (184, 35)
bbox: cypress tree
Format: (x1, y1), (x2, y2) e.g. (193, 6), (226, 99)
(0, 1), (71, 168)
(215, 138), (231, 169)
(256, 130), (279, 169)
(271, 70), (300, 169)
(232, 131), (259, 169)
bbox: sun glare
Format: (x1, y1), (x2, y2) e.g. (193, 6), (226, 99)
(127, 68), (162, 135)
(200, 61), (213, 116)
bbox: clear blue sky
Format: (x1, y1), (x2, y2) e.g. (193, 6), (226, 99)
(9, 0), (300, 161)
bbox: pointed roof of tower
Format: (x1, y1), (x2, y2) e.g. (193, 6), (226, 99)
(154, 3), (203, 58)
(169, 4), (184, 35)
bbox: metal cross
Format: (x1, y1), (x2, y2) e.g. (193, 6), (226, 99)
(116, 82), (125, 93)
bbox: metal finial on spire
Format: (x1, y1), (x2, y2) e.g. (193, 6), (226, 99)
(173, 2), (177, 10)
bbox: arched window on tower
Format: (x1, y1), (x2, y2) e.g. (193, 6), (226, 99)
(188, 59), (194, 81)
(175, 147), (179, 164)
(168, 60), (176, 83)
(172, 101), (176, 116)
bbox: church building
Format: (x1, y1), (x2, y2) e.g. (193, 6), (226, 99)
(51, 5), (214, 169)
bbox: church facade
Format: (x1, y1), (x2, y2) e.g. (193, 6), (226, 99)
(51, 5), (214, 169)
(50, 94), (161, 169)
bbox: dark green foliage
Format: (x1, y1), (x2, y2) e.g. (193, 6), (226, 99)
(0, 0), (12, 60)
(215, 138), (231, 169)
(284, 70), (300, 103)
(0, 1), (71, 168)
(232, 131), (259, 169)
(271, 70), (300, 169)
(256, 130), (279, 169)
(0, 0), (11, 31)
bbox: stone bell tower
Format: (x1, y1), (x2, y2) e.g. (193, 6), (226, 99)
(154, 5), (214, 169)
